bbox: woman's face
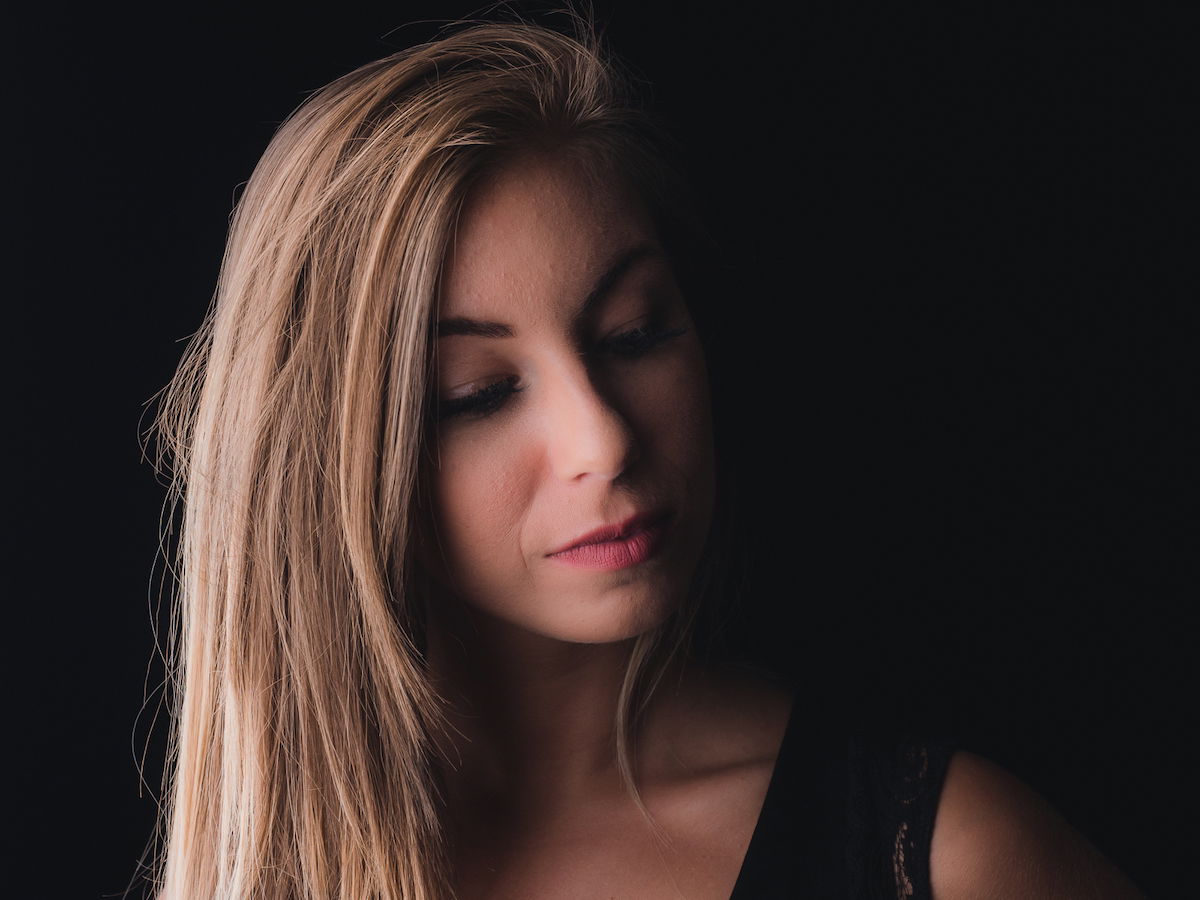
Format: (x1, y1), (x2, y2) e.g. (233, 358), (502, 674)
(426, 150), (715, 645)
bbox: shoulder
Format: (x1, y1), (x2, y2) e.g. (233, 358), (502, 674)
(930, 750), (1146, 899)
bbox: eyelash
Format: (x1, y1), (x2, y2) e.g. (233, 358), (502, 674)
(436, 324), (689, 422)
(437, 376), (522, 421)
(600, 324), (689, 360)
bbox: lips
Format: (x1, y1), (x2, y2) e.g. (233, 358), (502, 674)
(547, 511), (671, 570)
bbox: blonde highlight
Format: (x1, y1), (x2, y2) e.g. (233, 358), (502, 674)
(148, 19), (705, 899)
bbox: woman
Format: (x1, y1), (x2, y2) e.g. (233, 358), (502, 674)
(150, 17), (1145, 899)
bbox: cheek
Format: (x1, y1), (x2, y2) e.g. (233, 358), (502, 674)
(628, 343), (714, 474)
(432, 427), (538, 577)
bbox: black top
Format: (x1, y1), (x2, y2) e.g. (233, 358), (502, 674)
(730, 704), (956, 899)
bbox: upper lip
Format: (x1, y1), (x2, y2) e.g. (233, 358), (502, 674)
(548, 510), (669, 556)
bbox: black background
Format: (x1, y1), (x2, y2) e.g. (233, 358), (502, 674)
(13, 3), (1195, 897)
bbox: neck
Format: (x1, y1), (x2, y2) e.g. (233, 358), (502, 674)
(427, 602), (669, 809)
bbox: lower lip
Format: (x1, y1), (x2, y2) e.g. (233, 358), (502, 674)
(549, 519), (669, 570)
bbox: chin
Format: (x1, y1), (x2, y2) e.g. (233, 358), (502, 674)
(481, 580), (683, 646)
(559, 602), (675, 645)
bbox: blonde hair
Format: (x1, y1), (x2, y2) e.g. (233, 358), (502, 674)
(149, 17), (709, 900)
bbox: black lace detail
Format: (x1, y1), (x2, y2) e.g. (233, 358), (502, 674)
(846, 734), (955, 899)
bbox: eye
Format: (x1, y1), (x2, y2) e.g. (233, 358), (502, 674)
(436, 376), (522, 422)
(595, 323), (689, 360)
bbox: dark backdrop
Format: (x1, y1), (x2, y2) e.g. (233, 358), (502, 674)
(13, 3), (1195, 897)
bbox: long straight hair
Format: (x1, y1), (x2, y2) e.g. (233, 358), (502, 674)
(149, 18), (714, 899)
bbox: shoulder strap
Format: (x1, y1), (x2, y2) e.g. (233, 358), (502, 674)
(847, 734), (956, 900)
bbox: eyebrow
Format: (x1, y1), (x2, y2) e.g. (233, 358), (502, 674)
(436, 242), (663, 339)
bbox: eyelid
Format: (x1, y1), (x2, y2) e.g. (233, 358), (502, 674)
(592, 309), (670, 348)
(436, 375), (521, 422)
(601, 313), (654, 336)
(444, 376), (499, 401)
(593, 323), (689, 361)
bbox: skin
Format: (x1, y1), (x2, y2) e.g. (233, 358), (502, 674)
(426, 151), (714, 648)
(931, 752), (1147, 899)
(421, 150), (1145, 898)
(425, 149), (785, 897)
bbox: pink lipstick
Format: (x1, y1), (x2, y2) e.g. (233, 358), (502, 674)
(547, 512), (670, 570)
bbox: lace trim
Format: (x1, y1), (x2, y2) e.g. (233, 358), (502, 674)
(847, 735), (955, 900)
(893, 821), (915, 897)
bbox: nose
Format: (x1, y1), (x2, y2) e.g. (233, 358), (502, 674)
(542, 361), (638, 483)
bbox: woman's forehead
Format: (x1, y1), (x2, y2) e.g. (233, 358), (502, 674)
(439, 152), (659, 322)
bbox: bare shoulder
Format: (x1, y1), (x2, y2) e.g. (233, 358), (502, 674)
(930, 750), (1146, 900)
